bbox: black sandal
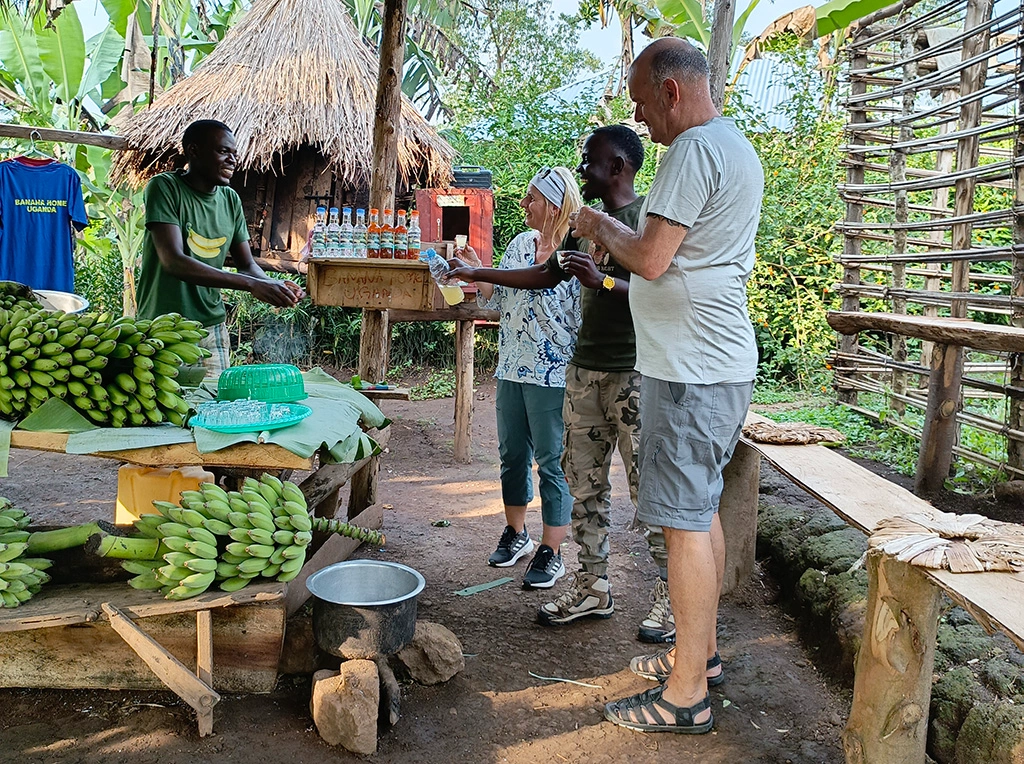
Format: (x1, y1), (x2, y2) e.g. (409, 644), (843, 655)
(604, 685), (714, 734)
(630, 648), (726, 686)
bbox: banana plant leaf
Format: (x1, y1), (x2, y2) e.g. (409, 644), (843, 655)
(35, 4), (85, 104)
(0, 419), (12, 478)
(17, 397), (96, 433)
(0, 11), (50, 115)
(814, 0), (894, 37)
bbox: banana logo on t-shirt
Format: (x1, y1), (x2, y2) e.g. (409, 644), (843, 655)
(187, 227), (228, 259)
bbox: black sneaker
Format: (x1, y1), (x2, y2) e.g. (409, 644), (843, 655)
(522, 545), (566, 589)
(488, 525), (535, 567)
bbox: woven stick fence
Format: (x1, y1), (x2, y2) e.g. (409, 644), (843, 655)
(833, 0), (1024, 486)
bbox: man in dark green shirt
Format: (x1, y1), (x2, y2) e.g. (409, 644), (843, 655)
(136, 119), (303, 377)
(449, 126), (673, 642)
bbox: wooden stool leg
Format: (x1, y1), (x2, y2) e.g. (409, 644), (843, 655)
(196, 610), (214, 736)
(914, 342), (963, 496)
(842, 551), (941, 764)
(453, 319), (474, 464)
(718, 441), (760, 595)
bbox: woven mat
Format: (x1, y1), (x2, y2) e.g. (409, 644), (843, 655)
(742, 421), (846, 445)
(869, 511), (1024, 573)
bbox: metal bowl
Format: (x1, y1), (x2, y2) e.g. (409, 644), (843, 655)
(34, 289), (90, 314)
(307, 560), (425, 659)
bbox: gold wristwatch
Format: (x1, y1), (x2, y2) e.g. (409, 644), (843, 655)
(601, 275), (615, 291)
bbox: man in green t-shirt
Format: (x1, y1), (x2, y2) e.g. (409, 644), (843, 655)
(136, 119), (303, 377)
(448, 126), (674, 643)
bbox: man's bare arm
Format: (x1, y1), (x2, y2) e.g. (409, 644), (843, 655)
(571, 208), (688, 280)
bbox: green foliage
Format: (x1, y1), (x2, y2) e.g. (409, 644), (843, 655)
(411, 369), (457, 400)
(443, 0), (600, 254)
(733, 49), (845, 388)
(764, 403), (921, 476)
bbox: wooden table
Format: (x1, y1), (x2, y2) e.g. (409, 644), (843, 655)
(3, 424), (391, 735)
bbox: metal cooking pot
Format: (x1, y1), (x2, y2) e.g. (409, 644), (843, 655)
(307, 560), (425, 659)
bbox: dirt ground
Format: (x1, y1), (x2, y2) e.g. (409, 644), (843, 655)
(0, 380), (849, 764)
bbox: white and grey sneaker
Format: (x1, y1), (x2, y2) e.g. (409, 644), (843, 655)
(488, 525), (535, 567)
(638, 578), (676, 643)
(537, 571), (614, 625)
(522, 545), (565, 589)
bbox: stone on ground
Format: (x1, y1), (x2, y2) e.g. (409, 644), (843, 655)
(395, 621), (465, 685)
(311, 660), (380, 754)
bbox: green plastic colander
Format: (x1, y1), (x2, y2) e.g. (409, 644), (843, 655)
(216, 364), (308, 403)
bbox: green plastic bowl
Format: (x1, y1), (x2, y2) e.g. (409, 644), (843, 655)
(217, 364), (308, 403)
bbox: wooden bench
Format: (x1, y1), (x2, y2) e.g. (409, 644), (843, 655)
(724, 410), (1024, 763)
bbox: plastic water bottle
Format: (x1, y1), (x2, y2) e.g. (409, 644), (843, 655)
(353, 209), (368, 258)
(408, 210), (421, 260)
(311, 206), (327, 258)
(326, 207), (341, 257)
(424, 248), (465, 306)
(340, 206), (353, 257)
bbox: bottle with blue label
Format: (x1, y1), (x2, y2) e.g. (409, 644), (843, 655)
(326, 207), (341, 257)
(340, 206), (353, 257)
(353, 209), (368, 258)
(311, 206), (327, 258)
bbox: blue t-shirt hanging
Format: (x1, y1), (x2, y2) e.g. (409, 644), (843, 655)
(0, 158), (88, 292)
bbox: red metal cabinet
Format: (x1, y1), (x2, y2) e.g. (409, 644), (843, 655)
(414, 187), (494, 267)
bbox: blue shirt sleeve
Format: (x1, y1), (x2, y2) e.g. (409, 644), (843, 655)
(69, 168), (88, 230)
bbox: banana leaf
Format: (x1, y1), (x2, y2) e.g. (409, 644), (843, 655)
(17, 397), (95, 433)
(35, 4), (85, 104)
(814, 0), (894, 37)
(0, 419), (12, 478)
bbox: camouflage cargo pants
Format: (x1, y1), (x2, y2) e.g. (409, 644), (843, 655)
(561, 364), (668, 577)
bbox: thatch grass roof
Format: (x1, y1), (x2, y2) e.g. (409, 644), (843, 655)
(111, 0), (455, 188)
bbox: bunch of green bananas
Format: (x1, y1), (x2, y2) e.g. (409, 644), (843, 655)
(0, 498), (53, 608)
(0, 282), (39, 312)
(124, 474), (385, 600)
(0, 305), (210, 426)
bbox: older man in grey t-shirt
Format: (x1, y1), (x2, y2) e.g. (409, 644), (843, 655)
(571, 38), (763, 734)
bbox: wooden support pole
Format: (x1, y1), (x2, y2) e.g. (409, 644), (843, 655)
(843, 551), (941, 764)
(347, 427), (391, 519)
(838, 50), (869, 405)
(0, 123), (128, 150)
(454, 319), (474, 463)
(358, 309), (390, 382)
(196, 609), (213, 687)
(102, 603), (220, 736)
(914, 342), (964, 496)
(1007, 15), (1024, 472)
(707, 0), (735, 111)
(718, 441), (760, 595)
(368, 0), (407, 215)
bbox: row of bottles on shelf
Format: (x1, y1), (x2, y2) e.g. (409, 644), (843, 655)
(311, 206), (422, 259)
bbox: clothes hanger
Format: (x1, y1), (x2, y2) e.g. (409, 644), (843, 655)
(20, 130), (52, 160)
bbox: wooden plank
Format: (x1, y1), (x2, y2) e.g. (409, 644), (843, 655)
(357, 387), (411, 401)
(103, 603), (221, 717)
(744, 411), (1024, 652)
(9, 430), (313, 470)
(0, 581), (285, 633)
(0, 123), (128, 150)
(389, 304), (499, 323)
(843, 552), (942, 763)
(308, 259), (434, 311)
(827, 311), (1024, 352)
(196, 610), (213, 686)
(0, 584), (284, 692)
(298, 453), (376, 509)
(454, 319), (474, 463)
(283, 503), (386, 617)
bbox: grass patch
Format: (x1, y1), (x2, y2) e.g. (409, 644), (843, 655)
(411, 370), (457, 401)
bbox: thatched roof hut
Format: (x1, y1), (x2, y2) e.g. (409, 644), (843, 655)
(110, 0), (455, 268)
(112, 0), (454, 188)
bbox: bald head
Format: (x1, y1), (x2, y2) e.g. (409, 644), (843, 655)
(634, 38), (710, 90)
(628, 38), (717, 145)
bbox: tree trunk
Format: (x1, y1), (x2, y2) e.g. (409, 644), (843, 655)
(707, 0), (735, 111)
(843, 551), (941, 764)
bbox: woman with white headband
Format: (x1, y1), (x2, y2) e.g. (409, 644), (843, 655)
(448, 166), (582, 590)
